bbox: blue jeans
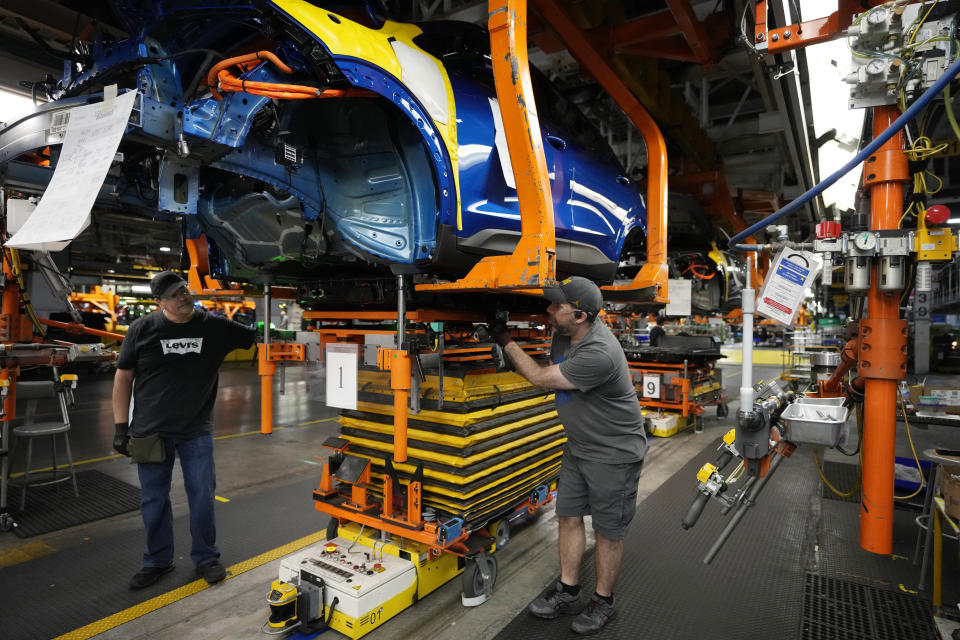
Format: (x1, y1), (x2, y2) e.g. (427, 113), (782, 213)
(137, 434), (219, 568)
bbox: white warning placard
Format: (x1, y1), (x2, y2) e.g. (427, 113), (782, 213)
(664, 279), (692, 317)
(642, 374), (661, 399)
(7, 88), (136, 252)
(755, 249), (823, 325)
(325, 343), (358, 410)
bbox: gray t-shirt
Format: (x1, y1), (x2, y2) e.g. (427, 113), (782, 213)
(551, 320), (647, 463)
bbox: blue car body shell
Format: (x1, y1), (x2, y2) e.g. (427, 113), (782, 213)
(0, 0), (646, 284)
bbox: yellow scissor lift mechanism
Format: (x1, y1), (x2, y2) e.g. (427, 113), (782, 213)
(262, 1), (673, 637)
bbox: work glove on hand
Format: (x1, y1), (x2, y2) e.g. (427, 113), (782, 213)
(113, 422), (130, 457)
(487, 321), (512, 348)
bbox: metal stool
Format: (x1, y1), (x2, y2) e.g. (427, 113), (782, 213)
(914, 448), (960, 590)
(13, 380), (78, 510)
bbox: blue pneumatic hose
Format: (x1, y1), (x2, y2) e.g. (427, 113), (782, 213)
(729, 53), (960, 251)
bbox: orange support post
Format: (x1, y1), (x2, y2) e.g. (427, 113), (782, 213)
(532, 0), (668, 304)
(407, 480), (422, 526)
(256, 343), (306, 435)
(257, 344), (276, 434)
(859, 106), (909, 555)
(379, 348), (412, 463)
(416, 0), (557, 294)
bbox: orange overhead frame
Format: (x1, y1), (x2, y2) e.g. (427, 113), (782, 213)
(416, 0), (557, 295)
(532, 0), (669, 304)
(663, 0), (715, 65)
(546, 4), (728, 64)
(753, 0), (882, 55)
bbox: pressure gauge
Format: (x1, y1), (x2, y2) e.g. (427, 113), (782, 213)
(853, 231), (877, 251)
(866, 8), (888, 25)
(865, 59), (886, 76)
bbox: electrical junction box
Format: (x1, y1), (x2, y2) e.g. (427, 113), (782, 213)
(915, 226), (957, 261)
(277, 538), (417, 638)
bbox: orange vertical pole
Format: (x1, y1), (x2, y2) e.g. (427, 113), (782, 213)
(859, 106), (909, 554)
(390, 350), (411, 463)
(258, 345), (275, 434)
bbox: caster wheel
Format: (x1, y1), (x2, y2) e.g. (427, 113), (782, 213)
(490, 519), (511, 550)
(461, 551), (497, 606)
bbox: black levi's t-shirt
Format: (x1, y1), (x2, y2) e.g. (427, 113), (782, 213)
(117, 309), (256, 437)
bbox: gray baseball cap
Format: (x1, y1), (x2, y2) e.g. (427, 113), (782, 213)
(542, 276), (603, 316)
(150, 271), (190, 299)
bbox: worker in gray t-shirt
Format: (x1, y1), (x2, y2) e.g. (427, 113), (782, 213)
(487, 276), (646, 636)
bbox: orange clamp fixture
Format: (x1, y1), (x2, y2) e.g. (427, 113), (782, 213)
(417, 0), (557, 295)
(532, 0), (668, 304)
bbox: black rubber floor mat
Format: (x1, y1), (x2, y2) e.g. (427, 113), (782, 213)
(800, 573), (935, 640)
(7, 469), (140, 537)
(494, 438), (816, 640)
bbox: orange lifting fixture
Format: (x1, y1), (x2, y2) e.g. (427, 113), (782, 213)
(416, 0), (557, 295)
(533, 0), (669, 304)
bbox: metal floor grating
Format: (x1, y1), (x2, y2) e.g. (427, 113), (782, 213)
(819, 461), (860, 503)
(801, 573), (936, 640)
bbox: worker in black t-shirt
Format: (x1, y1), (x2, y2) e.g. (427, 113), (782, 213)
(112, 271), (256, 590)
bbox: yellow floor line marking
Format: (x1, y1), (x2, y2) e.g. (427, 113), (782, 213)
(52, 530), (328, 640)
(298, 417), (337, 426)
(214, 427), (286, 441)
(0, 540), (57, 568)
(8, 455), (115, 479)
(215, 496), (230, 503)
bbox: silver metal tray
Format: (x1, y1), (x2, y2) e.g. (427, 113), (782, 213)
(781, 402), (849, 447)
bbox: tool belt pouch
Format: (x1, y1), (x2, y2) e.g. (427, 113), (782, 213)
(128, 434), (166, 464)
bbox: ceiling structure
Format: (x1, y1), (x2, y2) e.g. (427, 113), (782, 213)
(0, 0), (853, 275)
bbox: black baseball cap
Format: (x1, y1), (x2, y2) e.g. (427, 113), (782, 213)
(150, 271), (190, 299)
(542, 276), (603, 317)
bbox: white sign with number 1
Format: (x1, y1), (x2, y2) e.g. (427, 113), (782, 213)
(326, 343), (358, 410)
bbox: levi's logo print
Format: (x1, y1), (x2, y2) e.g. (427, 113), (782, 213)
(160, 338), (203, 355)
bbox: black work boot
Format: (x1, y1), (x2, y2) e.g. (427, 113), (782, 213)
(129, 565), (175, 590)
(528, 582), (585, 619)
(197, 560), (227, 584)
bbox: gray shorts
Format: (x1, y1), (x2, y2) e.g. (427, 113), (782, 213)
(556, 453), (643, 540)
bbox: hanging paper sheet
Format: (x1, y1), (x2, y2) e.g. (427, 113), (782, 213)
(6, 87), (136, 252)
